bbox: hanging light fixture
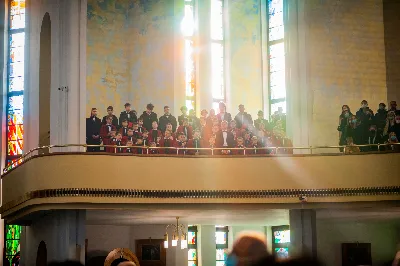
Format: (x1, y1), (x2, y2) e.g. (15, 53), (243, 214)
(164, 217), (187, 249)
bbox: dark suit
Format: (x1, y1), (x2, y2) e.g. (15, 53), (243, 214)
(102, 115), (119, 128)
(217, 112), (232, 123)
(234, 112), (253, 129)
(254, 118), (271, 130)
(216, 130), (235, 148)
(140, 111), (158, 132)
(119, 110), (137, 126)
(178, 114), (188, 126)
(159, 114), (178, 132)
(86, 116), (102, 152)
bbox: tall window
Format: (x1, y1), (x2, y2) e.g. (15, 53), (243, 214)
(272, 225), (290, 259)
(188, 226), (198, 266)
(182, 0), (196, 111)
(215, 226), (228, 266)
(268, 0), (286, 115)
(211, 0), (224, 111)
(6, 225), (22, 265)
(6, 0), (26, 169)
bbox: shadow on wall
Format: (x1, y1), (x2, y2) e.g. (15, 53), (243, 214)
(86, 250), (108, 266)
(36, 241), (47, 266)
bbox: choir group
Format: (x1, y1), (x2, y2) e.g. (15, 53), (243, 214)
(86, 102), (292, 155)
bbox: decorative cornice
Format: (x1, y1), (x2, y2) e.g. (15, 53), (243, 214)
(1, 187), (399, 214)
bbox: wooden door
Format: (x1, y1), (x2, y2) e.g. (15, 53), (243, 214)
(136, 239), (166, 266)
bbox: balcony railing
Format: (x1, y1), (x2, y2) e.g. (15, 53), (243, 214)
(3, 143), (400, 174)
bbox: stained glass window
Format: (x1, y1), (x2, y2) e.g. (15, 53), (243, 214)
(188, 226), (198, 266)
(183, 0), (196, 112)
(216, 226), (229, 266)
(6, 225), (22, 265)
(211, 0), (224, 108)
(6, 0), (26, 169)
(268, 0), (286, 115)
(272, 226), (290, 260)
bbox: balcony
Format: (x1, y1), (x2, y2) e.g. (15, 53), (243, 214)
(1, 144), (400, 221)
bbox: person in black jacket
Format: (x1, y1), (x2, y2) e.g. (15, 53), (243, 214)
(178, 106), (188, 126)
(356, 100), (372, 151)
(217, 101), (232, 123)
(86, 108), (102, 152)
(119, 103), (137, 127)
(102, 106), (119, 128)
(188, 109), (201, 130)
(140, 103), (158, 131)
(158, 105), (177, 133)
(375, 103), (387, 145)
(234, 104), (253, 129)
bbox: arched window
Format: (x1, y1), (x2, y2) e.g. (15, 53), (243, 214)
(183, 0), (196, 112)
(6, 0), (26, 169)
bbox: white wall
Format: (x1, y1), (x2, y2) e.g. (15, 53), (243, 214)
(86, 224), (187, 266)
(317, 220), (400, 266)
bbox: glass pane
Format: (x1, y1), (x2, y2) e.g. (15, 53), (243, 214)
(270, 70), (285, 88)
(269, 11), (283, 28)
(269, 42), (285, 58)
(185, 40), (195, 97)
(211, 43), (224, 99)
(10, 32), (25, 48)
(8, 109), (23, 126)
(6, 225), (22, 240)
(270, 57), (285, 72)
(274, 230), (290, 243)
(216, 249), (228, 261)
(269, 26), (284, 42)
(188, 249), (197, 260)
(6, 240), (20, 255)
(8, 95), (24, 111)
(10, 62), (24, 78)
(7, 125), (23, 141)
(9, 76), (24, 92)
(216, 261), (226, 266)
(269, 0), (283, 15)
(215, 231), (226, 245)
(212, 101), (219, 112)
(275, 247), (289, 259)
(8, 140), (23, 156)
(10, 46), (24, 63)
(271, 101), (286, 115)
(188, 262), (197, 266)
(186, 100), (195, 112)
(211, 0), (223, 40)
(188, 232), (196, 245)
(182, 4), (194, 37)
(271, 85), (286, 100)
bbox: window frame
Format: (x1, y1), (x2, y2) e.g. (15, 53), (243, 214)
(215, 226), (229, 265)
(188, 225), (198, 266)
(271, 225), (290, 258)
(184, 0), (197, 112)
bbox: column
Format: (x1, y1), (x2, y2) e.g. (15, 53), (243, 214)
(21, 210), (86, 266)
(199, 225), (216, 266)
(289, 209), (317, 259)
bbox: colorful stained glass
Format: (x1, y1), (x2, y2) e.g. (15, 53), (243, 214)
(8, 109), (23, 125)
(186, 100), (195, 112)
(188, 231), (196, 245)
(216, 249), (228, 261)
(211, 0), (223, 40)
(188, 262), (196, 266)
(6, 224), (22, 266)
(269, 11), (283, 28)
(10, 0), (26, 30)
(7, 125), (24, 141)
(10, 47), (24, 63)
(216, 261), (226, 266)
(269, 0), (283, 15)
(274, 230), (290, 243)
(9, 76), (24, 92)
(8, 140), (23, 156)
(188, 249), (197, 260)
(8, 95), (24, 111)
(215, 231), (226, 245)
(185, 39), (195, 97)
(6, 225), (22, 240)
(275, 248), (289, 258)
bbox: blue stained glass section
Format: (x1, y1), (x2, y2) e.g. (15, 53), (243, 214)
(8, 95), (23, 111)
(269, 0), (283, 15)
(9, 62), (24, 78)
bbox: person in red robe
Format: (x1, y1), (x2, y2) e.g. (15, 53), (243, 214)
(174, 132), (188, 155)
(119, 119), (129, 137)
(247, 136), (264, 155)
(176, 118), (193, 140)
(187, 129), (202, 155)
(159, 130), (176, 154)
(100, 116), (117, 145)
(232, 137), (245, 155)
(216, 120), (235, 155)
(149, 142), (160, 154)
(123, 140), (136, 154)
(132, 123), (142, 139)
(111, 132), (125, 153)
(138, 118), (146, 133)
(149, 121), (162, 143)
(105, 130), (117, 153)
(123, 128), (136, 144)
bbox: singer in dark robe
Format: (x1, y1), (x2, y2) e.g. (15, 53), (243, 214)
(100, 116), (117, 147)
(217, 102), (232, 123)
(119, 103), (137, 127)
(234, 104), (253, 129)
(86, 108), (102, 152)
(140, 103), (158, 132)
(102, 106), (119, 128)
(176, 118), (193, 140)
(187, 129), (202, 155)
(159, 106), (177, 132)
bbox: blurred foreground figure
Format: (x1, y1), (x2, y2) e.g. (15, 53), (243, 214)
(48, 261), (83, 266)
(110, 258), (136, 266)
(226, 231), (269, 266)
(252, 256), (322, 266)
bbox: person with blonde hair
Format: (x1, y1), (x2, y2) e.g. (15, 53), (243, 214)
(226, 231), (269, 266)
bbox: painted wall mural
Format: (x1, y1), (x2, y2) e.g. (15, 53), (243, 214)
(87, 0), (176, 117)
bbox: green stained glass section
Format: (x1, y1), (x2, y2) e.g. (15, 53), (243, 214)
(6, 225), (21, 240)
(6, 225), (22, 266)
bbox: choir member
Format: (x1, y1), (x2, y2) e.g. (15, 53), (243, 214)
(102, 106), (119, 128)
(230, 120), (243, 140)
(176, 118), (193, 140)
(149, 142), (160, 154)
(138, 118), (146, 133)
(164, 123), (176, 139)
(159, 106), (177, 133)
(86, 108), (102, 152)
(248, 136), (263, 155)
(112, 132), (124, 153)
(200, 109), (208, 120)
(132, 123), (142, 139)
(140, 103), (158, 132)
(188, 109), (201, 130)
(178, 106), (188, 126)
(254, 110), (271, 131)
(243, 131), (252, 147)
(160, 130), (176, 154)
(216, 120), (235, 151)
(175, 132), (188, 155)
(234, 104), (253, 129)
(124, 140), (136, 154)
(119, 119), (129, 137)
(233, 137), (245, 155)
(100, 116), (117, 143)
(105, 130), (117, 153)
(149, 121), (163, 143)
(141, 131), (150, 148)
(119, 103), (137, 127)
(124, 129), (136, 144)
(217, 102), (232, 123)
(188, 129), (202, 155)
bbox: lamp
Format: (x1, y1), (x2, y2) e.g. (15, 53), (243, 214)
(164, 217), (187, 249)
